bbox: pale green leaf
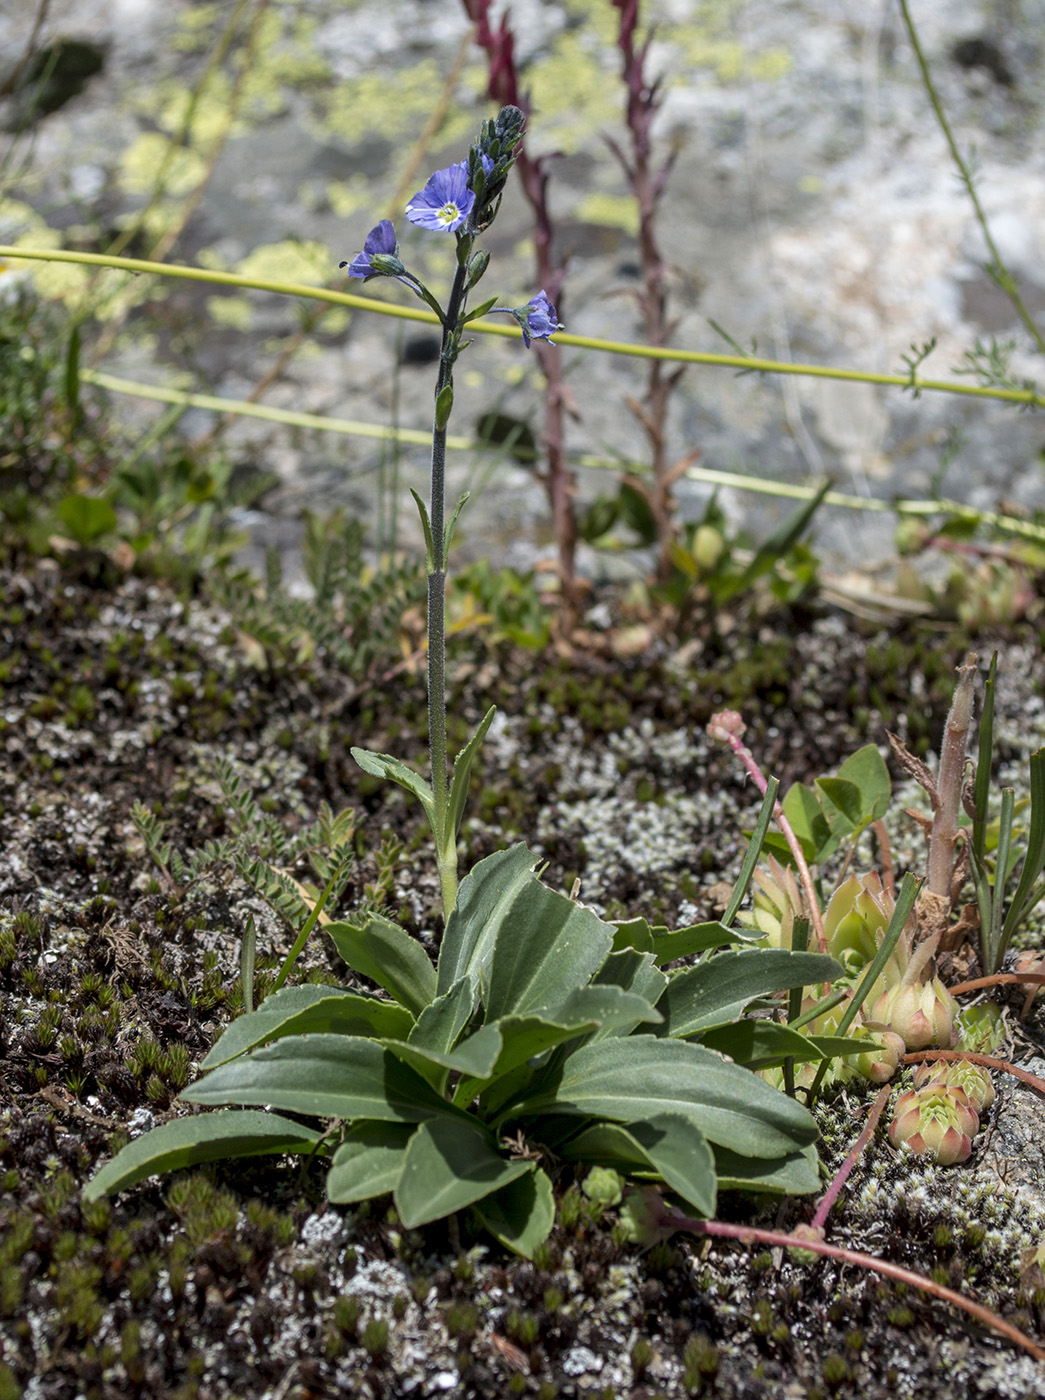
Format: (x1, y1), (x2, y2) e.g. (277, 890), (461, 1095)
(201, 986), (413, 1070)
(326, 914), (437, 1016)
(394, 1118), (531, 1228)
(472, 1167), (555, 1258)
(326, 1122), (414, 1204)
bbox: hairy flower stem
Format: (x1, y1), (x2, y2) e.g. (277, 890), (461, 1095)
(811, 1083), (892, 1233)
(927, 653), (977, 899)
(719, 728), (827, 952)
(428, 256), (471, 916)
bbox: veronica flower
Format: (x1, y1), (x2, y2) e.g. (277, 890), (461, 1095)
(514, 290), (561, 349)
(339, 220), (403, 279)
(406, 164), (476, 233)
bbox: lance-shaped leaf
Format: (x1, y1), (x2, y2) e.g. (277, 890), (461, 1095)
(507, 1036), (818, 1160)
(437, 844), (537, 997)
(394, 1117), (531, 1228)
(350, 746), (435, 827)
(473, 1167), (555, 1259)
(84, 1110), (323, 1202)
(445, 706), (496, 843)
(656, 949), (842, 1039)
(712, 1142), (820, 1195)
(455, 985), (663, 1112)
(696, 1021), (866, 1069)
(183, 1034), (461, 1123)
(408, 976), (478, 1056)
(326, 914), (437, 1017)
(326, 1122), (415, 1204)
(201, 986), (413, 1071)
(648, 922), (754, 965)
(588, 950), (667, 1038)
(381, 1024), (503, 1086)
(557, 1112), (716, 1217)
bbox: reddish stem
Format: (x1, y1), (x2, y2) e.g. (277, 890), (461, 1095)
(949, 972), (1045, 996)
(811, 1083), (892, 1233)
(667, 1216), (1045, 1362)
(904, 1049), (1045, 1097)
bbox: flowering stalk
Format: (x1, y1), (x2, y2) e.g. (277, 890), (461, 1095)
(342, 110), (560, 917)
(608, 0), (691, 583)
(708, 710), (827, 952)
(810, 1083), (892, 1233)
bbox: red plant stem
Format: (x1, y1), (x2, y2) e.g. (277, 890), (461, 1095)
(904, 1049), (1045, 1097)
(811, 1083), (892, 1233)
(609, 0), (684, 583)
(719, 728), (827, 953)
(461, 0), (579, 620)
(949, 972), (1045, 996)
(668, 1217), (1045, 1363)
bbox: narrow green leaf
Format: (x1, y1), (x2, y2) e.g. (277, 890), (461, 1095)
(326, 914), (437, 1017)
(656, 949), (842, 1038)
(408, 976), (478, 1056)
(437, 845), (537, 998)
(510, 1036), (819, 1158)
(558, 1112), (716, 1217)
(184, 1034), (459, 1123)
(1001, 749), (1045, 956)
(697, 1020), (865, 1068)
(84, 1110), (322, 1201)
(349, 748), (435, 827)
(473, 1167), (554, 1258)
(394, 1118), (530, 1228)
(326, 1122), (414, 1204)
(445, 706), (496, 842)
(410, 488), (436, 571)
(240, 914), (256, 1017)
(973, 652), (998, 864)
(435, 383), (454, 430)
(721, 778), (779, 927)
(649, 922), (747, 966)
(443, 491), (471, 569)
(201, 985), (414, 1070)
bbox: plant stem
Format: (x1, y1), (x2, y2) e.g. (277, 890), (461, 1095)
(428, 256), (470, 917)
(927, 653), (977, 899)
(898, 0), (1045, 360)
(811, 1083), (892, 1233)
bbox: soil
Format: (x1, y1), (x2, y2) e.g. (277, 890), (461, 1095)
(3, 553), (1045, 1400)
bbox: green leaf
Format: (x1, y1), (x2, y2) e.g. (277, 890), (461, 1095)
(350, 748), (435, 828)
(382, 1025), (503, 1084)
(649, 922), (747, 965)
(201, 986), (414, 1071)
(484, 871), (615, 1021)
(394, 1118), (531, 1228)
(443, 491), (471, 569)
(326, 1122), (414, 1204)
(183, 1034), (460, 1122)
(589, 951), (667, 1037)
(437, 845), (537, 997)
(697, 1021), (865, 1069)
(326, 914), (437, 1017)
(435, 382), (455, 431)
(656, 949), (842, 1038)
(472, 1167), (555, 1258)
(611, 918), (656, 953)
(408, 976), (478, 1056)
(410, 488), (436, 572)
(781, 782), (834, 864)
(84, 1110), (322, 1201)
(510, 1036), (819, 1159)
(558, 1112), (716, 1217)
(712, 1142), (820, 1195)
(445, 707), (496, 843)
(818, 744), (891, 836)
(56, 494), (118, 546)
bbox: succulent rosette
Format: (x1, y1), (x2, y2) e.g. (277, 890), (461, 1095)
(888, 1084), (979, 1166)
(751, 855), (808, 951)
(913, 1057), (995, 1111)
(870, 976), (958, 1052)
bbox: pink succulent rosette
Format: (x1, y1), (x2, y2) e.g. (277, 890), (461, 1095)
(888, 1084), (979, 1166)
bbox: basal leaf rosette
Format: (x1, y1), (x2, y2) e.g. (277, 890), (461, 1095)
(824, 871), (913, 993)
(888, 1083), (979, 1166)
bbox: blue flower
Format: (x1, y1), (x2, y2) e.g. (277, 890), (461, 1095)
(516, 290), (560, 348)
(340, 220), (401, 278)
(406, 165), (476, 233)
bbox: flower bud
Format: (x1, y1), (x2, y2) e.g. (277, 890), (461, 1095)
(871, 977), (958, 1051)
(707, 710), (745, 745)
(913, 1058), (995, 1111)
(852, 1026), (907, 1084)
(888, 1084), (979, 1166)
